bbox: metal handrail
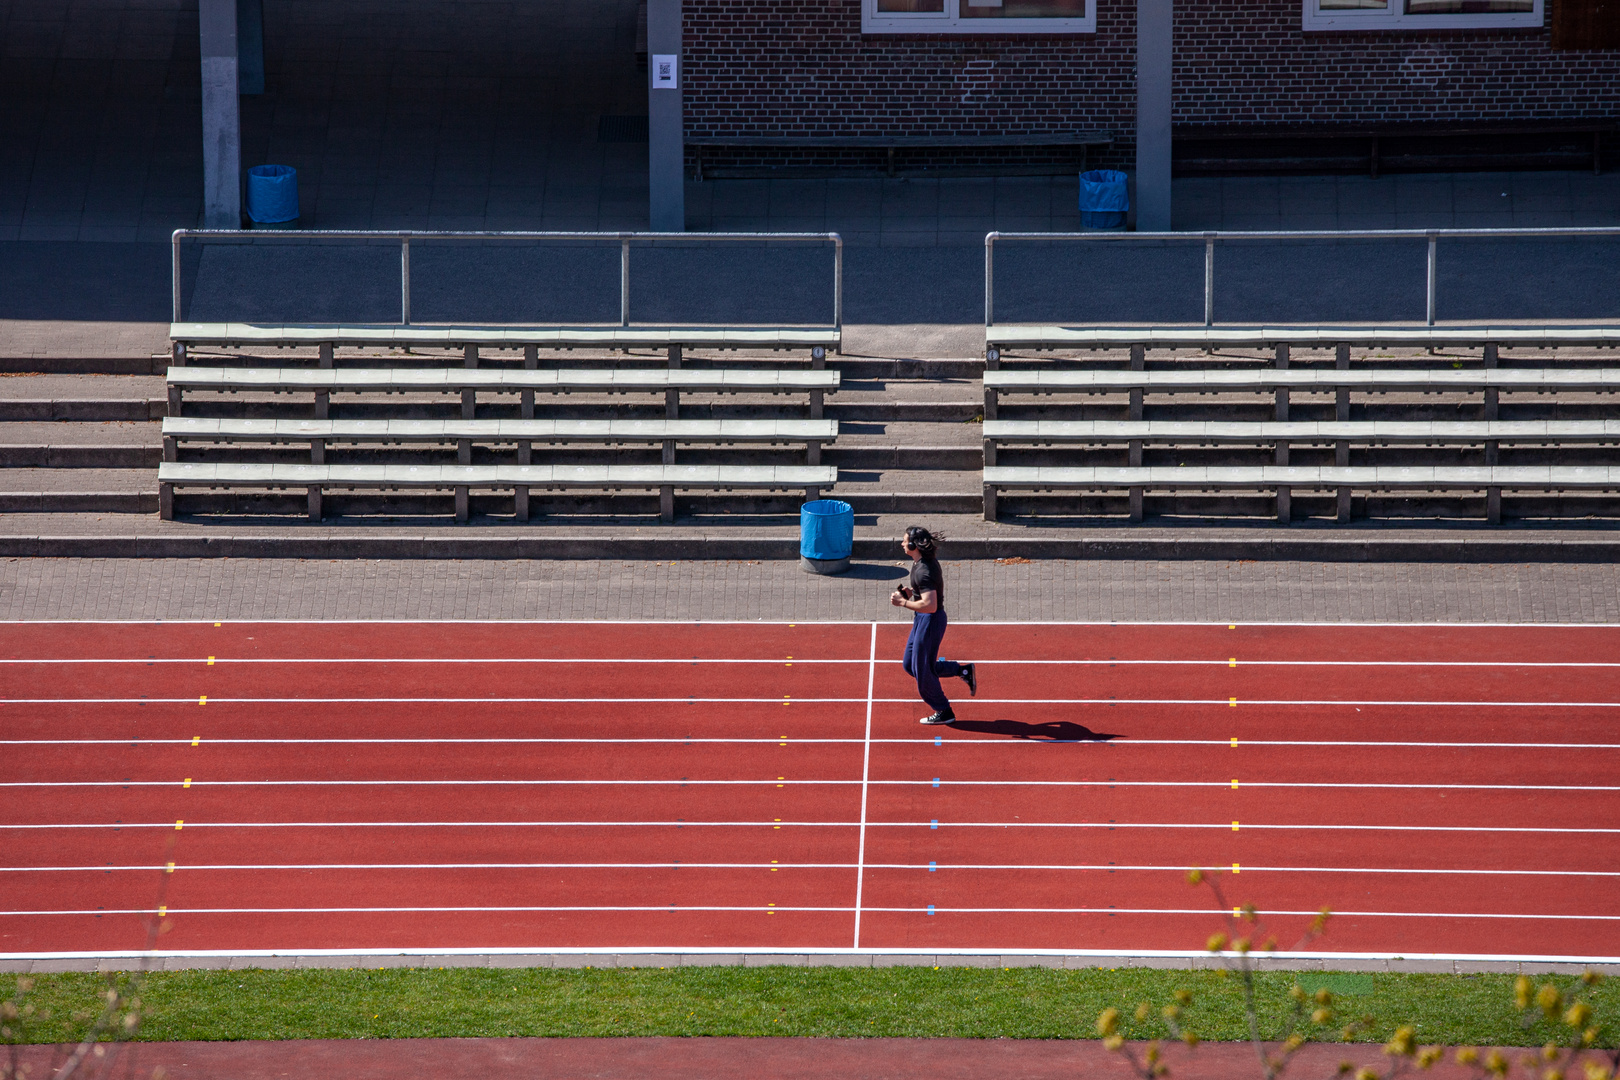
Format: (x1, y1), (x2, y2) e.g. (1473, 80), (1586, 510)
(172, 229), (843, 332)
(984, 227), (1620, 330)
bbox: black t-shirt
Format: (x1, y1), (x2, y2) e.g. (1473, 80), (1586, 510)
(909, 557), (944, 611)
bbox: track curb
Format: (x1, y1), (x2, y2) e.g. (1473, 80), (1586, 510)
(4, 533), (1620, 560)
(7, 951), (1618, 976)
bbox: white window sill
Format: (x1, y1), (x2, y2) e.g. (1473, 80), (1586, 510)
(862, 18), (1096, 33)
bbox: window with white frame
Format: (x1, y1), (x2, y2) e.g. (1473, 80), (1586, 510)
(863, 0), (1095, 35)
(1303, 0), (1542, 31)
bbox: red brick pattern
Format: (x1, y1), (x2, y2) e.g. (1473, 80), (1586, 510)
(682, 0), (1618, 140)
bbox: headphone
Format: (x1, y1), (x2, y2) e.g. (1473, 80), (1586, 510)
(904, 526), (939, 558)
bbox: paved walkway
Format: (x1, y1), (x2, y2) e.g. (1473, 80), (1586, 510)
(4, 557), (1617, 623)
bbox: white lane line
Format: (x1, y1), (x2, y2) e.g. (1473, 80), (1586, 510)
(4, 616), (1619, 627)
(7, 862), (1619, 877)
(853, 621), (877, 950)
(6, 779), (1615, 792)
(6, 656), (1619, 668)
(5, 820), (1618, 834)
(7, 696), (1618, 707)
(8, 737), (1620, 750)
(3, 905), (1616, 922)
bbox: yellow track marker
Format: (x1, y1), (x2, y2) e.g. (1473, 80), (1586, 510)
(1230, 779), (1238, 789)
(207, 657), (215, 666)
(1229, 737), (1238, 747)
(771, 861), (779, 872)
(1229, 657), (1236, 667)
(191, 736), (200, 746)
(1231, 821), (1239, 831)
(1232, 863), (1241, 874)
(165, 862), (175, 874)
(783, 695), (790, 706)
(158, 906), (167, 917)
(198, 695), (207, 705)
(214, 622), (221, 627)
(786, 656), (793, 667)
(777, 777), (785, 788)
(1228, 624), (1236, 629)
(1228, 697), (1236, 707)
(767, 903), (776, 915)
(183, 778), (191, 788)
(773, 819), (781, 830)
(1233, 906), (1241, 917)
(174, 820), (184, 830)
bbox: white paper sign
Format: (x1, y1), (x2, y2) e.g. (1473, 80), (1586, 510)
(652, 54), (678, 89)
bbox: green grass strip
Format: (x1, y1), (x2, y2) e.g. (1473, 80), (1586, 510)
(7, 968), (1616, 1045)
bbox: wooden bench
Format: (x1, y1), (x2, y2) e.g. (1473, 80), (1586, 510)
(167, 367), (840, 421)
(1171, 121), (1615, 179)
(982, 420), (1620, 466)
(689, 131), (1114, 181)
(984, 326), (1620, 365)
(981, 464), (1620, 525)
(169, 322), (841, 368)
(158, 462), (837, 524)
(982, 367), (1620, 421)
(162, 418), (839, 465)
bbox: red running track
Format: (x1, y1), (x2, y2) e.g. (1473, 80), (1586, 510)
(3, 620), (1619, 961)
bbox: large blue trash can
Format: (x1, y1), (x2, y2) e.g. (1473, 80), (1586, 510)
(246, 164), (299, 226)
(1079, 169), (1128, 230)
(800, 499), (853, 575)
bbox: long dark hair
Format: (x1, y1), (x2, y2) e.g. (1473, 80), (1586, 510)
(905, 526), (942, 559)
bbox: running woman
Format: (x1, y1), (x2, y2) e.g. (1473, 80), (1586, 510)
(889, 526), (976, 725)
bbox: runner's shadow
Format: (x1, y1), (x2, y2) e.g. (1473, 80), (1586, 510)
(842, 563), (909, 581)
(950, 719), (1119, 742)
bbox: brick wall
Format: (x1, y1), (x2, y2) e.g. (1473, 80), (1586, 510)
(683, 0), (1618, 142)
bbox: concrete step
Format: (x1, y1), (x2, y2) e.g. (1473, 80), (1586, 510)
(0, 399), (165, 421)
(0, 465), (982, 516)
(0, 445), (160, 468)
(0, 492), (157, 512)
(4, 512), (1619, 561)
(0, 356), (164, 376)
(144, 444), (983, 469)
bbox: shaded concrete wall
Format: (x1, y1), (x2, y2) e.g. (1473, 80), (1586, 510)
(0, 0), (648, 238)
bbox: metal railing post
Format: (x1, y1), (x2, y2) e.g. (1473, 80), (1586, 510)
(985, 233), (996, 328)
(1425, 232), (1438, 326)
(400, 237), (411, 326)
(620, 236), (631, 327)
(1204, 233), (1216, 327)
(171, 231), (184, 322)
(832, 233), (843, 335)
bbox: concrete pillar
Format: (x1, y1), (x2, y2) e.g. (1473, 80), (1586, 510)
(237, 0), (265, 95)
(200, 0), (241, 229)
(647, 0), (684, 231)
(1135, 0), (1172, 232)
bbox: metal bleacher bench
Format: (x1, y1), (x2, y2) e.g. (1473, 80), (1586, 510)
(983, 326), (1620, 363)
(688, 131), (1114, 181)
(982, 420), (1620, 466)
(163, 417), (839, 465)
(981, 464), (1620, 525)
(169, 322), (841, 367)
(167, 366), (840, 421)
(158, 462), (837, 524)
(981, 367), (1620, 420)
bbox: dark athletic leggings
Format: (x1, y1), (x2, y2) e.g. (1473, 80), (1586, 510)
(902, 610), (963, 714)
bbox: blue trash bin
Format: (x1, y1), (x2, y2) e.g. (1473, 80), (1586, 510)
(246, 164), (299, 226)
(800, 499), (853, 575)
(1079, 169), (1128, 230)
